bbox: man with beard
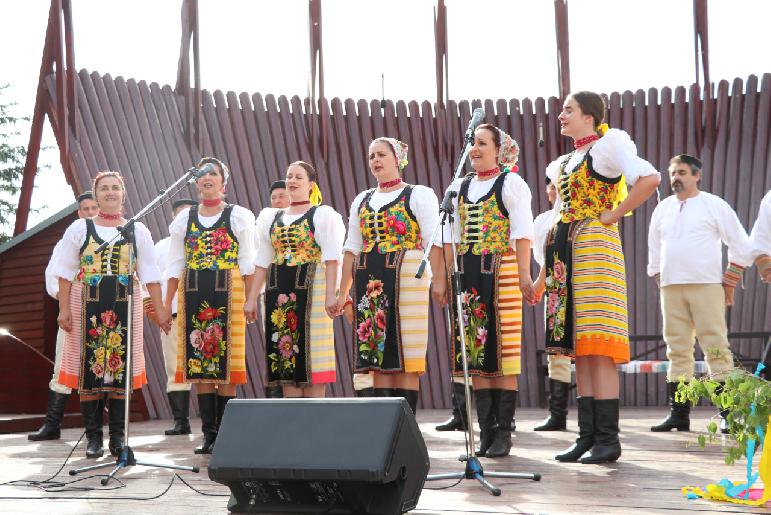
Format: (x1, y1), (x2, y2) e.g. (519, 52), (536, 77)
(647, 154), (753, 433)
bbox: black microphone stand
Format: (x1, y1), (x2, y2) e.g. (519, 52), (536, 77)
(417, 122), (540, 496)
(69, 168), (203, 484)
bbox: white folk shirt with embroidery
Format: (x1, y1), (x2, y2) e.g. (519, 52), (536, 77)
(532, 207), (556, 267)
(647, 192), (753, 287)
(750, 189), (771, 259)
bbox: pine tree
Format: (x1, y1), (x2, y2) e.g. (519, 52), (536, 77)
(0, 84), (30, 244)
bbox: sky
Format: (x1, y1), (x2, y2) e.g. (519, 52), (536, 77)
(1, 0), (770, 233)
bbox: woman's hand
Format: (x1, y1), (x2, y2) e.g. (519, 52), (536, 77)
(244, 298), (258, 325)
(325, 292), (340, 319)
(57, 309), (72, 332)
(532, 275), (546, 305)
(598, 209), (621, 225)
(519, 275), (536, 305)
(431, 278), (448, 306)
(155, 305), (173, 334)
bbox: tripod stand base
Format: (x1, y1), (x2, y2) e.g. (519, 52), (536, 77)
(69, 445), (200, 485)
(426, 456), (540, 496)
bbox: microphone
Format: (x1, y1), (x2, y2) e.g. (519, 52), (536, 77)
(188, 162), (216, 181)
(464, 108), (485, 141)
(538, 122), (544, 148)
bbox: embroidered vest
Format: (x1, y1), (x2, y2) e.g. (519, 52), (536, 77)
(184, 205), (240, 271)
(359, 186), (422, 253)
(558, 153), (621, 223)
(270, 207), (322, 266)
(77, 219), (132, 287)
(458, 173), (511, 255)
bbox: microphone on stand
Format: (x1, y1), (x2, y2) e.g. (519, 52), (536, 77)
(187, 162), (217, 182)
(464, 107), (485, 142)
(538, 122), (544, 148)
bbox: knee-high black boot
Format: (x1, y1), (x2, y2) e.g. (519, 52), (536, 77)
(216, 395), (235, 429)
(165, 391), (192, 435)
(194, 393), (218, 455)
(534, 380), (569, 431)
(108, 398), (126, 457)
(80, 399), (104, 458)
(265, 384), (284, 398)
(28, 390), (70, 441)
(555, 396), (594, 462)
(373, 388), (393, 397)
(485, 390), (517, 458)
(474, 389), (497, 457)
(355, 387), (375, 397)
(436, 382), (470, 431)
(393, 388), (419, 415)
(580, 398), (621, 464)
(650, 382), (690, 432)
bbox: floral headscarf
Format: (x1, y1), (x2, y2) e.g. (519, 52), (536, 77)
(495, 128), (520, 171)
(373, 137), (409, 171)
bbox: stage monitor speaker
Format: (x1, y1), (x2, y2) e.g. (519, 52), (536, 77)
(208, 398), (430, 514)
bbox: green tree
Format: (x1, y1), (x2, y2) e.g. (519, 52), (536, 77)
(0, 84), (28, 244)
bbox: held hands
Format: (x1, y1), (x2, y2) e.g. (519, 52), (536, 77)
(244, 298), (258, 325)
(531, 276), (545, 305)
(519, 275), (536, 305)
(325, 292), (340, 319)
(154, 304), (173, 334)
(57, 309), (73, 332)
(598, 209), (621, 225)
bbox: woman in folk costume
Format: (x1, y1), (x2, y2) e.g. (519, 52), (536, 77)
(54, 171), (171, 458)
(336, 137), (447, 414)
(534, 92), (660, 464)
(166, 157), (256, 454)
(247, 161), (345, 397)
(441, 123), (535, 458)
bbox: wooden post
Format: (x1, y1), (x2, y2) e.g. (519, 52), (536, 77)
(554, 0), (571, 101)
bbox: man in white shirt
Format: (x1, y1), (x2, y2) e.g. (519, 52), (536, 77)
(28, 191), (98, 441)
(150, 199), (197, 435)
(749, 189), (771, 381)
(532, 177), (573, 432)
(647, 154), (754, 433)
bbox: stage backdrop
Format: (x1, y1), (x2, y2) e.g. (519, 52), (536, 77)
(37, 69), (771, 417)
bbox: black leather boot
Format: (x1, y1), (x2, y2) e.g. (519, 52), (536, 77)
(580, 398), (621, 464)
(650, 382), (690, 432)
(555, 396), (594, 462)
(265, 384), (284, 398)
(355, 387), (374, 397)
(81, 399), (104, 459)
(194, 393), (218, 455)
(28, 390), (70, 441)
(393, 388), (419, 415)
(165, 391), (192, 435)
(108, 397), (126, 457)
(436, 382), (470, 431)
(474, 389), (497, 457)
(216, 395), (235, 429)
(485, 390), (517, 458)
(534, 380), (569, 431)
(373, 388), (393, 397)
(715, 383), (731, 434)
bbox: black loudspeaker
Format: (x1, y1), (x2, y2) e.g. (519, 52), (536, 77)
(208, 398), (430, 514)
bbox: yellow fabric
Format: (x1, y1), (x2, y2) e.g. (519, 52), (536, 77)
(310, 183), (323, 206)
(558, 158), (622, 223)
(497, 253), (522, 375)
(682, 415), (771, 506)
(308, 262), (336, 382)
(458, 177), (512, 256)
(359, 190), (421, 253)
(78, 232), (131, 283)
(572, 221), (630, 363)
(398, 249), (430, 374)
(270, 215), (322, 266)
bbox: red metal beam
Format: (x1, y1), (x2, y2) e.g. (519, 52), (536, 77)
(13, 0), (77, 236)
(554, 0), (571, 100)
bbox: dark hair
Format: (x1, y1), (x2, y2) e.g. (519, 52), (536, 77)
(172, 199), (197, 211)
(77, 190), (94, 203)
(475, 123), (501, 148)
(570, 91), (607, 131)
(270, 180), (287, 193)
(545, 177), (552, 185)
(287, 161), (318, 183)
(669, 154), (702, 174)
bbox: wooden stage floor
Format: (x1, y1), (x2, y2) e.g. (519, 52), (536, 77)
(0, 408), (768, 514)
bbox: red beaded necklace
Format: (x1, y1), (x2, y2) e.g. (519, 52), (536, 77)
(97, 210), (122, 221)
(201, 198), (222, 208)
(573, 133), (600, 149)
(378, 178), (403, 189)
(476, 167), (500, 179)
(290, 200), (311, 207)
